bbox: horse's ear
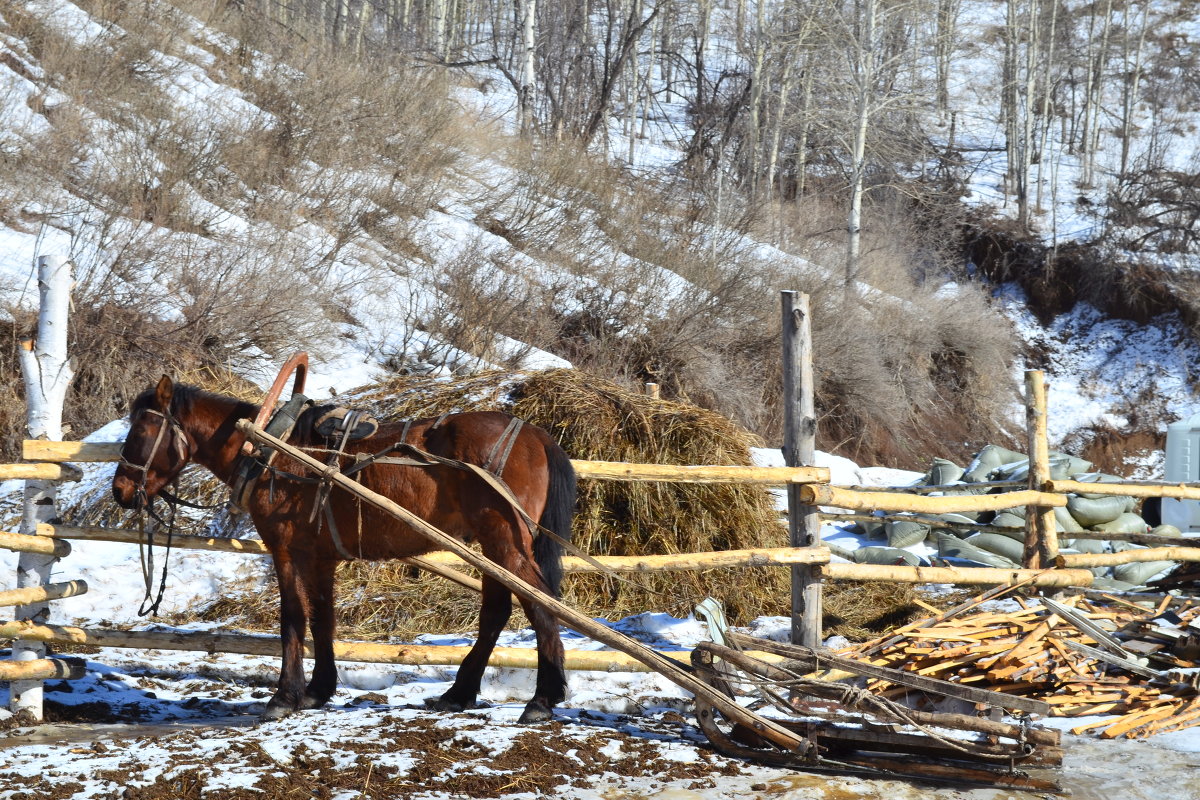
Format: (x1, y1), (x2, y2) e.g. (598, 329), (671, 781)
(155, 375), (174, 411)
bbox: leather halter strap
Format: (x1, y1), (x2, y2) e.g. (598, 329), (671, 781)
(120, 408), (189, 497)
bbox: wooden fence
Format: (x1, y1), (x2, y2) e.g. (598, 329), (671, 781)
(5, 371), (1200, 721)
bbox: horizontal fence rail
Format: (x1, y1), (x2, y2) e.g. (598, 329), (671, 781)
(0, 530), (70, 557)
(800, 485), (1068, 514)
(19, 440), (831, 485)
(0, 619), (730, 672)
(0, 463), (80, 482)
(1044, 479), (1200, 501)
(0, 656), (86, 682)
(0, 580), (88, 608)
(4, 524), (1096, 588)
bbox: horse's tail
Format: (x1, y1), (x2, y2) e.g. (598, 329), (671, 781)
(535, 437), (576, 598)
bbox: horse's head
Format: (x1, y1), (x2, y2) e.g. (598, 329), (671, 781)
(112, 375), (194, 509)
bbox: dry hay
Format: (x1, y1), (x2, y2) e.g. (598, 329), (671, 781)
(822, 581), (926, 642)
(336, 368), (788, 632)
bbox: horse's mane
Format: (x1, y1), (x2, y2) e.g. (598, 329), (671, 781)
(129, 383), (257, 420)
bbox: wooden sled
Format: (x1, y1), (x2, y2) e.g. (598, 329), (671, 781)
(691, 633), (1064, 793)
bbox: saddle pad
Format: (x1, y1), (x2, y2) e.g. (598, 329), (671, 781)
(313, 406), (379, 441)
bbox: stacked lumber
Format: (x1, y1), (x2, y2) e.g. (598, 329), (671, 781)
(839, 590), (1200, 740)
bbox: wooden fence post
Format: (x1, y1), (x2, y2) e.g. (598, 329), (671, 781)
(782, 291), (821, 647)
(1023, 370), (1058, 570)
(11, 254), (74, 722)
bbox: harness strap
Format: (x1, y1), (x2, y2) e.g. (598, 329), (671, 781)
(323, 501), (357, 561)
(245, 416), (631, 588)
(310, 408), (360, 524)
(137, 489), (177, 617)
(484, 417), (524, 476)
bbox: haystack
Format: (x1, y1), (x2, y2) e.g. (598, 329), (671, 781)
(339, 369), (788, 631)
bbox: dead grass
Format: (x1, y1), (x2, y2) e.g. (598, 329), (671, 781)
(822, 581), (926, 642)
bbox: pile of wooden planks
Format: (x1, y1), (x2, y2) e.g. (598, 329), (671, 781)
(839, 587), (1200, 740)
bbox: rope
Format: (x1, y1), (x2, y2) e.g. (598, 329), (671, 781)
(715, 663), (1034, 761)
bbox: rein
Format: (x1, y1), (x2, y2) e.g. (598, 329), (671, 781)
(119, 407), (191, 616)
(136, 493), (177, 617)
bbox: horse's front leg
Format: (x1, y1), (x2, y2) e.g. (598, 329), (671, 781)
(300, 559), (338, 710)
(262, 553), (310, 721)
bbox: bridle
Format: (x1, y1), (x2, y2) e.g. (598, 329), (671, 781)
(119, 406), (192, 616)
(119, 407), (191, 509)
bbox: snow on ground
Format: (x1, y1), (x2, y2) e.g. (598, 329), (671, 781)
(3, 433), (1200, 798)
(4, 613), (1200, 799)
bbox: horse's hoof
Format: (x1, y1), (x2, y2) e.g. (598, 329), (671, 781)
(300, 693), (331, 711)
(258, 701), (295, 722)
(517, 699), (554, 724)
(425, 695), (468, 713)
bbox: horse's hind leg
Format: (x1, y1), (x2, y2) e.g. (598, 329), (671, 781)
(513, 591), (567, 723)
(428, 575), (512, 712)
(474, 534), (567, 723)
(300, 559), (338, 710)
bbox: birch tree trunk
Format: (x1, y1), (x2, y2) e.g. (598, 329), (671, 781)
(794, 51), (815, 197)
(1002, 0), (1019, 200)
(11, 254), (74, 722)
(518, 0), (537, 136)
(766, 56), (794, 197)
(934, 0), (960, 113)
(433, 0), (448, 57)
(1017, 0), (1039, 229)
(1035, 0), (1059, 211)
(1119, 1), (1148, 179)
(747, 0), (767, 196)
(845, 0), (877, 293)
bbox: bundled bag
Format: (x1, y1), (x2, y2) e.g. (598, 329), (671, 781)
(1067, 495), (1129, 527)
(887, 519), (931, 548)
(962, 444), (1027, 483)
(926, 458), (965, 485)
(936, 531), (1019, 568)
(853, 546), (924, 567)
(965, 532), (1026, 563)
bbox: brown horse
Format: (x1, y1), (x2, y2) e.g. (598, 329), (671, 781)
(112, 376), (576, 723)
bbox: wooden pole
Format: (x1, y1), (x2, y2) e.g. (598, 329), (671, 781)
(0, 657), (86, 682)
(1024, 370), (1058, 568)
(12, 253), (74, 722)
(32, 522), (1099, 584)
(824, 562), (1093, 587)
(0, 580), (88, 608)
(32, 525), (833, 572)
(19, 441), (832, 485)
(0, 530), (70, 557)
(235, 418), (806, 751)
(0, 620), (786, 673)
(571, 462), (829, 484)
(0, 464), (79, 481)
(1056, 548), (1200, 568)
(1046, 480), (1200, 500)
(800, 485), (1066, 514)
(782, 291), (821, 648)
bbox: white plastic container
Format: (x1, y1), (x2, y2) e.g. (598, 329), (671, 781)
(1161, 413), (1200, 533)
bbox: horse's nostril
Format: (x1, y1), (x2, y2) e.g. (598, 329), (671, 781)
(112, 479), (140, 509)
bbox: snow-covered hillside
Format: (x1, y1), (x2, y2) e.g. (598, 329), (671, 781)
(3, 0), (1198, 457)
